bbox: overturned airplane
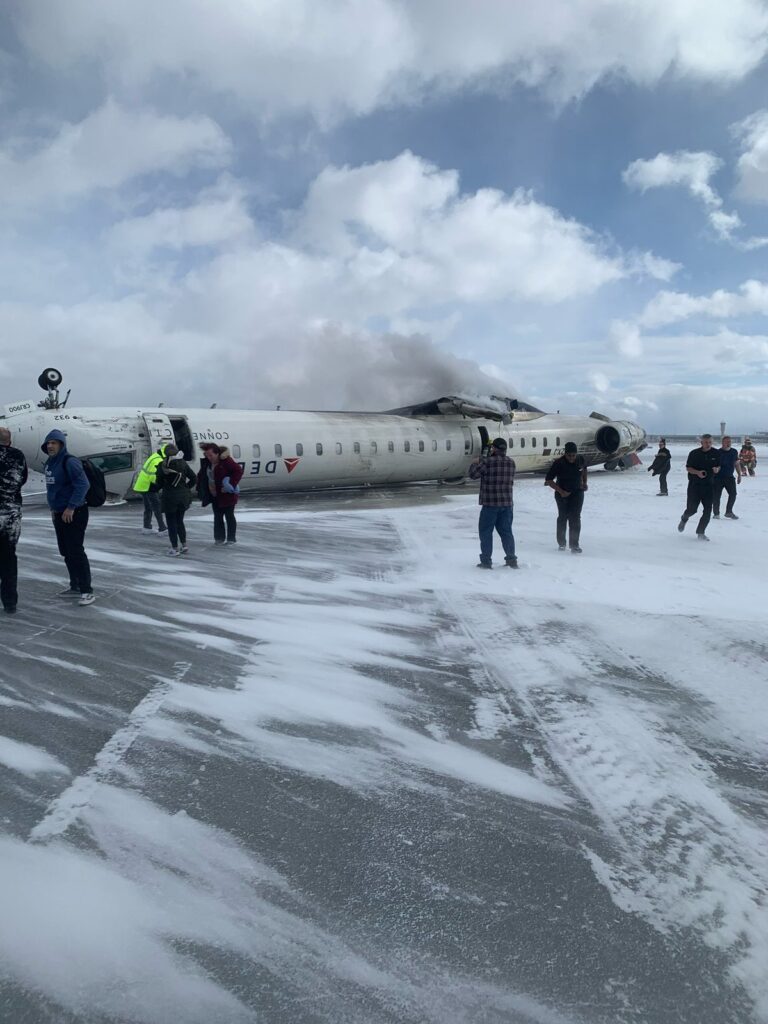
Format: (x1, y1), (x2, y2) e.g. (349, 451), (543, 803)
(3, 369), (646, 497)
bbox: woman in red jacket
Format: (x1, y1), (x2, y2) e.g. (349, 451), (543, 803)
(198, 444), (244, 545)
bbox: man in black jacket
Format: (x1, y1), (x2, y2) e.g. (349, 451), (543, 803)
(648, 438), (671, 495)
(0, 427), (28, 614)
(545, 442), (588, 553)
(678, 434), (720, 541)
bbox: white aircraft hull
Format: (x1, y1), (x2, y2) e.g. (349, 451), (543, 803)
(2, 398), (646, 499)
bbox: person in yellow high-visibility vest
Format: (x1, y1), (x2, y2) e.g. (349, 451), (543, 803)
(134, 445), (168, 534)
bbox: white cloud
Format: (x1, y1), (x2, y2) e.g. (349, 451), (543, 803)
(0, 98), (230, 210)
(589, 371), (611, 393)
(14, 0), (768, 121)
(624, 145), (768, 249)
(639, 279), (768, 329)
(107, 178), (254, 256)
(623, 150), (752, 246)
(292, 150), (655, 307)
(734, 109), (768, 202)
(623, 150), (723, 205)
(610, 319), (643, 358)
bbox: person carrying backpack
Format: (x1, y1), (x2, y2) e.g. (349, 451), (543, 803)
(42, 429), (95, 606)
(155, 444), (197, 556)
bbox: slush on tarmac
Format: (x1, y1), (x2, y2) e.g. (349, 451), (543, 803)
(0, 447), (766, 1024)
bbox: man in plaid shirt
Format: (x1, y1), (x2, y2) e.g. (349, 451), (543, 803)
(468, 437), (518, 569)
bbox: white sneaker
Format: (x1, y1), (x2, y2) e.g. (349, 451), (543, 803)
(141, 527), (154, 534)
(179, 545), (189, 555)
(78, 592), (95, 606)
(58, 587), (80, 597)
(166, 547), (181, 557)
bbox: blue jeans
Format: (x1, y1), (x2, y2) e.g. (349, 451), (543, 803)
(478, 505), (515, 565)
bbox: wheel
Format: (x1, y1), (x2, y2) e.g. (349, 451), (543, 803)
(38, 367), (63, 390)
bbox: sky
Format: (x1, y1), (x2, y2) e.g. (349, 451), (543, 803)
(1, 1), (768, 431)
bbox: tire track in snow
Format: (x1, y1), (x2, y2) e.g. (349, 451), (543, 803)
(394, 513), (768, 1019)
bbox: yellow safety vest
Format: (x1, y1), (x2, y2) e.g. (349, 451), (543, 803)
(133, 447), (167, 492)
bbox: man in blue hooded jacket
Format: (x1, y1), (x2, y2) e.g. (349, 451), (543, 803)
(42, 429), (94, 606)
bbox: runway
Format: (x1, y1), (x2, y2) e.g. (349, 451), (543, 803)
(1, 455), (766, 1024)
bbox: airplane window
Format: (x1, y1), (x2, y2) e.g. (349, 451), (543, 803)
(418, 440), (425, 452)
(335, 442), (342, 454)
(296, 443), (304, 456)
(353, 441), (361, 454)
(446, 439), (451, 451)
(532, 437), (536, 448)
(371, 441), (378, 454)
(509, 438), (513, 448)
(431, 439), (437, 451)
(543, 437), (548, 446)
(252, 444), (261, 459)
(404, 440), (411, 452)
(556, 436), (560, 446)
(88, 452), (135, 474)
(520, 438), (526, 448)
(232, 444), (241, 459)
(316, 443), (323, 455)
(275, 443), (282, 456)
(388, 440), (394, 452)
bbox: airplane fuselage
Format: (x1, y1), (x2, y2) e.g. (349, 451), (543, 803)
(2, 398), (646, 498)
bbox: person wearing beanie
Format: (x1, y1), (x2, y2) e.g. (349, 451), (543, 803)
(545, 441), (588, 553)
(155, 444), (197, 556)
(41, 428), (95, 605)
(468, 437), (518, 569)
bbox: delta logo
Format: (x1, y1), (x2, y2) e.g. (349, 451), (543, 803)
(283, 457), (300, 474)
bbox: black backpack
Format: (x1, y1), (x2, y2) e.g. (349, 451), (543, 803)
(64, 454), (107, 508)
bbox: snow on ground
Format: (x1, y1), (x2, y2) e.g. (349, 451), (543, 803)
(0, 447), (766, 1023)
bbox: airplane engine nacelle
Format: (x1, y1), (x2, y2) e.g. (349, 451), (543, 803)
(595, 424), (621, 454)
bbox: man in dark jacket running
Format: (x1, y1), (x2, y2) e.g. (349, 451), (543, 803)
(678, 434), (720, 541)
(42, 429), (95, 605)
(468, 437), (518, 569)
(546, 442), (588, 553)
(713, 436), (741, 520)
(0, 427), (28, 614)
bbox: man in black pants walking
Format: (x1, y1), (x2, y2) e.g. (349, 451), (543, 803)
(648, 438), (671, 495)
(713, 436), (741, 520)
(545, 442), (588, 553)
(42, 429), (95, 605)
(678, 434), (720, 541)
(0, 427), (28, 614)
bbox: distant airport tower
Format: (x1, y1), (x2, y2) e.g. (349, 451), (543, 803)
(720, 421), (726, 438)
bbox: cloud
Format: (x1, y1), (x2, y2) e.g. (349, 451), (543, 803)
(734, 109), (768, 202)
(610, 319), (643, 357)
(107, 177), (254, 257)
(639, 279), (768, 329)
(0, 98), (230, 211)
(14, 0), (768, 121)
(622, 149), (768, 249)
(293, 152), (628, 305)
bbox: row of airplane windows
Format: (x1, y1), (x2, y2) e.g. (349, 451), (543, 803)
(229, 436), (562, 459)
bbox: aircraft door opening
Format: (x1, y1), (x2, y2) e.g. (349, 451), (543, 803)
(461, 426), (473, 455)
(477, 425), (490, 453)
(141, 412), (175, 453)
(169, 416), (194, 460)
